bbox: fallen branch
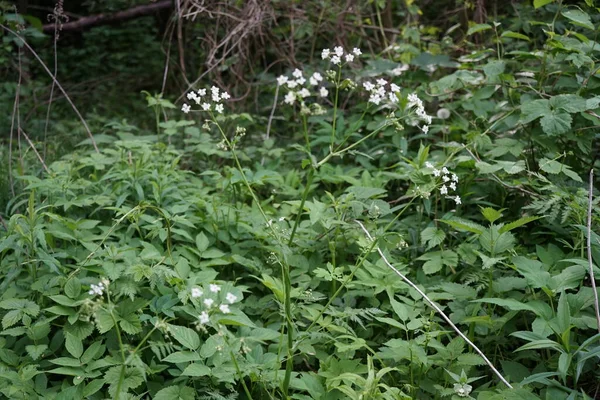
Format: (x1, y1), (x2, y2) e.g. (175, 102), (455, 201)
(587, 169), (600, 333)
(41, 0), (173, 33)
(355, 220), (513, 389)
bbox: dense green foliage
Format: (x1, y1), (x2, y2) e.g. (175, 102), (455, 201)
(1, 0), (600, 399)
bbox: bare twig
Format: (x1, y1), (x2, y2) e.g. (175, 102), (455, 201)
(19, 129), (50, 174)
(1, 24), (99, 153)
(355, 220), (513, 389)
(587, 169), (600, 333)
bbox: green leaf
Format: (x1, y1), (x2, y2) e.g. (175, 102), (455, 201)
(513, 256), (552, 289)
(550, 94), (587, 113)
(217, 311), (257, 328)
(539, 158), (582, 182)
(2, 309), (22, 329)
(501, 30), (531, 41)
(520, 99), (550, 124)
(534, 0), (554, 7)
(168, 324), (200, 350)
(540, 111), (572, 136)
(515, 339), (564, 352)
(82, 379), (105, 398)
(562, 9), (594, 30)
(420, 227), (446, 250)
(105, 366), (144, 398)
(94, 309), (115, 334)
(195, 232), (209, 252)
(162, 351), (201, 363)
(154, 385), (196, 400)
(65, 278), (81, 299)
(49, 357), (82, 367)
(481, 207), (503, 223)
(467, 23), (492, 36)
(181, 363), (211, 377)
(556, 292), (571, 334)
(483, 60), (506, 79)
(499, 216), (541, 233)
(66, 332), (83, 359)
(438, 217), (485, 234)
(25, 344), (47, 360)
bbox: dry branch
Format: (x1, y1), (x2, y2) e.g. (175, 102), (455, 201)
(42, 0), (173, 33)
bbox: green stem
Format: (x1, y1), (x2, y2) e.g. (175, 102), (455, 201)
(288, 168), (314, 246)
(230, 350), (254, 400)
(329, 65), (342, 151)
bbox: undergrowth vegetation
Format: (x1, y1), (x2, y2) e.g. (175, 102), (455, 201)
(1, 0), (600, 399)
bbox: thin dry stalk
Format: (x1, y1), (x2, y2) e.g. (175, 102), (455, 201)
(1, 24), (99, 153)
(355, 220), (513, 389)
(586, 169), (600, 333)
(8, 44), (22, 198)
(19, 129), (50, 174)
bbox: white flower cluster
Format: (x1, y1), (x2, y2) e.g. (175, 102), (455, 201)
(425, 162), (461, 205)
(278, 68), (328, 106)
(362, 79), (401, 106)
(88, 278), (109, 296)
(407, 93), (432, 134)
(182, 86), (230, 114)
(453, 383), (472, 397)
(321, 46), (361, 65)
(191, 284), (239, 325)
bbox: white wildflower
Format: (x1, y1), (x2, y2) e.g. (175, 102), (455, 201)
(284, 91), (296, 105)
(191, 287), (203, 298)
(210, 284), (221, 293)
(292, 68), (303, 78)
(345, 54), (354, 62)
(319, 87), (328, 97)
(454, 196), (462, 205)
(440, 185), (448, 195)
(425, 161), (434, 169)
(441, 167), (449, 174)
(287, 80), (298, 89)
(321, 48), (330, 59)
(88, 283), (105, 296)
(390, 83), (400, 93)
(181, 104), (191, 113)
(334, 46), (344, 57)
(220, 92), (230, 100)
(215, 104), (224, 114)
(331, 55), (341, 65)
(433, 169), (441, 177)
(449, 182), (457, 191)
(203, 298), (214, 307)
(443, 175), (450, 183)
(197, 88), (206, 97)
(298, 88), (311, 98)
(199, 311), (209, 324)
(352, 47), (362, 56)
(421, 125), (429, 134)
(202, 102), (211, 111)
(186, 92), (198, 101)
(277, 75), (288, 86)
(376, 78), (387, 86)
(226, 292), (237, 303)
(369, 94), (382, 105)
(391, 64), (409, 76)
(219, 304), (231, 314)
(296, 77), (306, 86)
(452, 173), (459, 182)
(363, 81), (375, 91)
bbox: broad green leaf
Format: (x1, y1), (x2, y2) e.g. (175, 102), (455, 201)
(195, 232), (209, 252)
(162, 351), (201, 363)
(82, 380), (105, 398)
(539, 158), (582, 182)
(65, 278), (81, 299)
(513, 256), (552, 289)
(438, 217), (485, 234)
(49, 357), (82, 367)
(534, 0), (554, 8)
(481, 207), (503, 223)
(467, 23), (492, 36)
(420, 226), (446, 250)
(217, 311), (257, 328)
(515, 339), (564, 352)
(556, 292), (571, 334)
(94, 309), (115, 334)
(66, 333), (83, 359)
(168, 324), (200, 350)
(483, 60), (506, 79)
(154, 385), (196, 400)
(105, 366), (144, 398)
(562, 9), (594, 30)
(181, 363), (210, 377)
(499, 216), (541, 233)
(520, 99), (550, 123)
(540, 111), (572, 136)
(501, 31), (531, 41)
(25, 344), (47, 360)
(550, 94), (588, 113)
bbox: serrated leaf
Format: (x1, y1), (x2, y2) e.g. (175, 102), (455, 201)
(541, 111), (572, 136)
(467, 23), (492, 36)
(105, 366), (144, 398)
(481, 207), (503, 223)
(520, 99), (550, 123)
(562, 9), (594, 30)
(181, 363), (210, 377)
(168, 324), (200, 350)
(420, 227), (446, 250)
(162, 351), (201, 363)
(94, 309), (115, 334)
(65, 278), (81, 299)
(154, 385), (196, 400)
(499, 216), (541, 233)
(66, 332), (83, 359)
(2, 309), (22, 329)
(550, 94), (588, 113)
(25, 344), (47, 360)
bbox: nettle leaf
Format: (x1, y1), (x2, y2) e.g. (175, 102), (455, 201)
(417, 250), (458, 275)
(540, 111), (572, 136)
(562, 9), (594, 30)
(65, 278), (81, 299)
(0, 299), (40, 317)
(105, 366), (144, 398)
(154, 385), (196, 400)
(25, 344), (47, 360)
(549, 94), (588, 113)
(2, 309), (23, 329)
(420, 227), (446, 250)
(168, 324), (200, 350)
(539, 158), (582, 182)
(94, 309), (115, 334)
(521, 99), (550, 124)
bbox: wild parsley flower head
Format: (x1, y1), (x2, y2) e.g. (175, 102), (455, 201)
(181, 85), (229, 114)
(427, 163), (461, 205)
